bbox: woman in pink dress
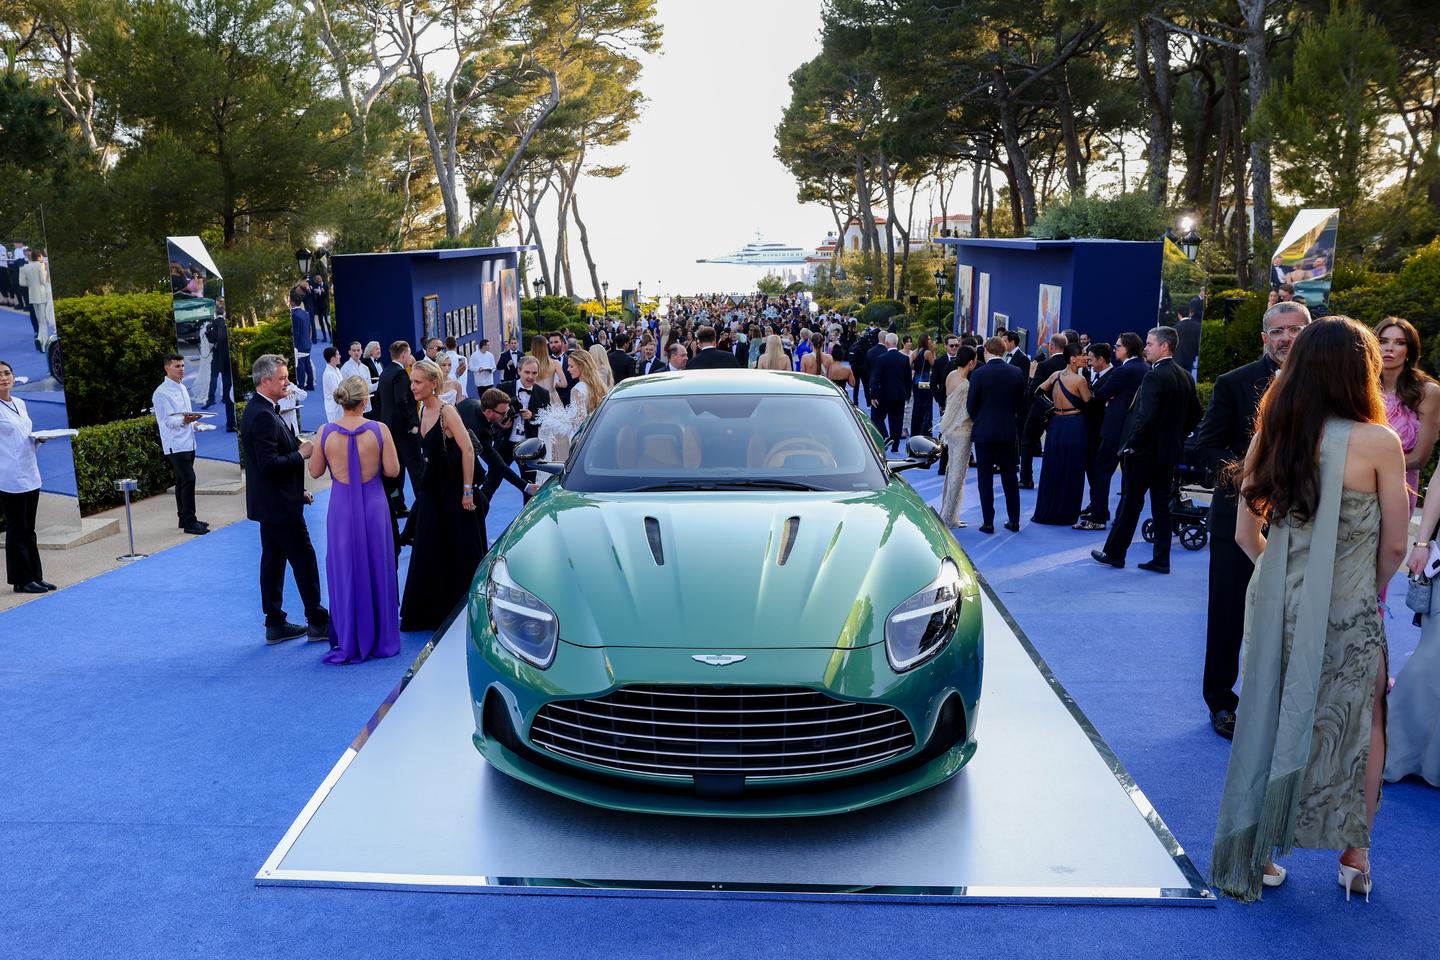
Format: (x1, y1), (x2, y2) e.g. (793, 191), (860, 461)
(1375, 317), (1440, 512)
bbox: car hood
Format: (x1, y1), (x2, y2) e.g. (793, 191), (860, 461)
(492, 485), (960, 650)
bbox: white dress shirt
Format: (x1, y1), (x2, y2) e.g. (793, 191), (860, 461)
(279, 384), (307, 434)
(469, 349), (496, 389)
(152, 378), (197, 454)
(322, 363), (345, 423)
(339, 357), (373, 412)
(510, 386), (531, 442)
(0, 395), (42, 493)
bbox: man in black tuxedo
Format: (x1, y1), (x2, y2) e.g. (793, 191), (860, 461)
(490, 357), (550, 503)
(1193, 301), (1310, 737)
(496, 338), (523, 384)
(1079, 332), (1147, 528)
(376, 340), (420, 516)
(455, 388), (540, 539)
(608, 333), (638, 383)
(967, 336), (1026, 533)
(687, 325), (741, 369)
(636, 339), (667, 376)
(1175, 309), (1202, 376)
(240, 354), (328, 645)
(863, 333), (888, 407)
(1020, 333), (1071, 487)
(867, 333), (911, 452)
(547, 332), (573, 405)
(1093, 326), (1203, 574)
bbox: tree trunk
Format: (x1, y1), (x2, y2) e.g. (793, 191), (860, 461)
(879, 152), (898, 299)
(1182, 67), (1220, 208)
(1135, 18), (1174, 205)
(571, 191), (603, 301)
(897, 178), (918, 303)
(994, 81), (1037, 230)
(1241, 0), (1272, 285)
(1223, 45), (1249, 283)
(1056, 62), (1085, 194)
(855, 152), (877, 262)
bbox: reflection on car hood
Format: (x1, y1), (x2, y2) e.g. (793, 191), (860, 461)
(495, 486), (954, 650)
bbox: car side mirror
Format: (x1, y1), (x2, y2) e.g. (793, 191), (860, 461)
(887, 435), (940, 473)
(514, 437), (546, 462)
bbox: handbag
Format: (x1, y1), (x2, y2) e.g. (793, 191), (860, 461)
(1404, 574), (1432, 614)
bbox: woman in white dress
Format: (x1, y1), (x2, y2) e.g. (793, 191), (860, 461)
(536, 349), (609, 462)
(587, 343), (615, 389)
(436, 352), (464, 405)
(937, 345), (978, 528)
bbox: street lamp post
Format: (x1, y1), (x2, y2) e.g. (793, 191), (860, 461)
(1179, 216), (1203, 263)
(863, 275), (873, 303)
(295, 248), (313, 277)
(601, 281), (609, 312)
(532, 277), (544, 299)
(934, 267), (948, 332)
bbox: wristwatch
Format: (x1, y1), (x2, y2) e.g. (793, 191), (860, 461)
(1414, 540), (1431, 548)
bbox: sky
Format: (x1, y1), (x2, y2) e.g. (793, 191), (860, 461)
(522, 0), (836, 296)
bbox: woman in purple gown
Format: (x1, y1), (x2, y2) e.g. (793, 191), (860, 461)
(307, 375), (402, 664)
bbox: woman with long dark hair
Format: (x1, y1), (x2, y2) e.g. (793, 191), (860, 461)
(910, 334), (936, 438)
(1374, 316), (1440, 510)
(1211, 318), (1408, 902)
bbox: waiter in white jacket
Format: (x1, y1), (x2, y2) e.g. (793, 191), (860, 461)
(17, 249), (54, 350)
(153, 353), (209, 535)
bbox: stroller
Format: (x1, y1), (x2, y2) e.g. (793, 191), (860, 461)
(1140, 444), (1213, 551)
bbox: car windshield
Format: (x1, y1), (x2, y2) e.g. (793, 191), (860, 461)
(562, 392), (887, 493)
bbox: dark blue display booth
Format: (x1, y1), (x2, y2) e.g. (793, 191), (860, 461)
(330, 246), (532, 363)
(936, 238), (1162, 352)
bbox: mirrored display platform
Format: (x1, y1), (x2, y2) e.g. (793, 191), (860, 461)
(258, 578), (1213, 905)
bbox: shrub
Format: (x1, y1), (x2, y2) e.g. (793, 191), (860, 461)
(1030, 190), (1168, 241)
(235, 316), (293, 390)
(858, 298), (905, 326)
(53, 292), (174, 427)
(531, 295), (578, 316)
(71, 414), (172, 516)
(1197, 292), (1265, 382)
(1196, 380), (1215, 414)
(917, 297), (952, 335)
(1331, 239), (1440, 374)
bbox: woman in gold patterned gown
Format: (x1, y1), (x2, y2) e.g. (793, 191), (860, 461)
(1211, 318), (1409, 903)
(937, 345), (977, 528)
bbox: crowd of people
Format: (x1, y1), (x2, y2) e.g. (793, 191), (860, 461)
(1, 241), (56, 351)
(7, 276), (1440, 908)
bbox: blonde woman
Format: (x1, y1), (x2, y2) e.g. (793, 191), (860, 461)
(530, 335), (568, 399)
(757, 334), (791, 371)
(436, 352), (464, 405)
(565, 348), (609, 416)
(398, 359), (482, 632)
(587, 343), (615, 389)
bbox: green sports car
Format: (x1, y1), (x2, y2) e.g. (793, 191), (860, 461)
(466, 370), (983, 817)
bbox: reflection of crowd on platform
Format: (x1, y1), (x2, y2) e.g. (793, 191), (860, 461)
(1, 241), (56, 351)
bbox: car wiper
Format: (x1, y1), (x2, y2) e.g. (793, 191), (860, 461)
(628, 479), (824, 493)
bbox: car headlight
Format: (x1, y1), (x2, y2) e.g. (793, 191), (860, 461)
(486, 558), (559, 668)
(885, 559), (963, 672)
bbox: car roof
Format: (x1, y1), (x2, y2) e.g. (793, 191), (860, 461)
(607, 370), (841, 399)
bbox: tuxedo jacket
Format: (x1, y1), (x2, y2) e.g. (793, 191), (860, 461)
(636, 355), (668, 376)
(966, 358), (1026, 444)
(688, 346), (741, 370)
(454, 398), (529, 492)
(496, 350), (522, 384)
(1006, 349), (1030, 378)
(241, 394), (308, 525)
(376, 361), (417, 438)
(495, 379), (551, 441)
(868, 349), (912, 406)
(608, 349), (637, 383)
(1121, 358), (1203, 466)
(1193, 355), (1277, 476)
(1092, 356), (1148, 444)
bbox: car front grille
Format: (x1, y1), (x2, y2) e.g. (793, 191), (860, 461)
(528, 685), (916, 779)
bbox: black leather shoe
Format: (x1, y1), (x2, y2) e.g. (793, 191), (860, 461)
(182, 523), (209, 535)
(266, 622), (307, 645)
(306, 621), (331, 641)
(978, 523), (995, 535)
(38, 580), (56, 591)
(14, 581), (48, 594)
(1019, 481), (1035, 490)
(1211, 709), (1237, 740)
(1091, 549), (1124, 569)
(1003, 520), (1020, 533)
(1137, 560), (1170, 574)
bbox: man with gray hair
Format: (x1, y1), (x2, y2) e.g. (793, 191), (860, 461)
(240, 353), (328, 645)
(868, 331), (912, 452)
(1092, 325), (1202, 575)
(1192, 300), (1312, 738)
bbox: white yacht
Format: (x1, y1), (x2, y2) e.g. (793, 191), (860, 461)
(697, 235), (809, 265)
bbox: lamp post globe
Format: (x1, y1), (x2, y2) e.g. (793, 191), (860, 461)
(295, 248), (313, 276)
(863, 275), (873, 303)
(933, 268), (946, 300)
(532, 277), (544, 298)
(1180, 226), (1203, 263)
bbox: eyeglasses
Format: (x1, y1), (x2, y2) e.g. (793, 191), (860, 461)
(1265, 325), (1306, 338)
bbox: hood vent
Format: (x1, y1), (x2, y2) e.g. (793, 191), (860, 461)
(777, 516), (801, 566)
(644, 516), (664, 566)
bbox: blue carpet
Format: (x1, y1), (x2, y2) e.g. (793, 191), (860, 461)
(3, 460), (1436, 960)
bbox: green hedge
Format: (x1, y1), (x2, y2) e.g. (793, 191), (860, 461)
(1331, 238), (1440, 376)
(1197, 293), (1265, 383)
(1197, 380), (1215, 414)
(230, 316), (292, 392)
(859, 298), (905, 326)
(71, 414), (172, 516)
(53, 292), (174, 428)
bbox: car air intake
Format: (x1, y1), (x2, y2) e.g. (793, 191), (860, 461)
(644, 516), (663, 565)
(777, 516), (800, 566)
(528, 686), (915, 780)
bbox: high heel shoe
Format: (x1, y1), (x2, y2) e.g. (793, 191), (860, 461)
(1262, 863), (1286, 888)
(1338, 863), (1372, 902)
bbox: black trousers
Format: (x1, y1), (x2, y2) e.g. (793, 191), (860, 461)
(974, 440), (1020, 526)
(1084, 437), (1121, 522)
(1019, 405), (1045, 484)
(10, 265), (27, 309)
(910, 388), (934, 438)
(1202, 489), (1250, 713)
(1103, 456), (1174, 564)
(258, 520), (324, 627)
(1, 488), (43, 586)
(871, 402), (904, 452)
(166, 451), (198, 526)
(485, 437), (535, 504)
(205, 357), (236, 429)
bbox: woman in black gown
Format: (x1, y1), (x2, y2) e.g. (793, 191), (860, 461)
(399, 359), (484, 632)
(1032, 342), (1092, 525)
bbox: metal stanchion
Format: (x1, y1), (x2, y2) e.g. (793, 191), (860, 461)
(114, 478), (148, 562)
